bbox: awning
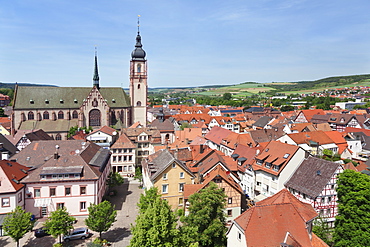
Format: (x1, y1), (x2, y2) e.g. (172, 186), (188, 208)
(34, 198), (51, 207)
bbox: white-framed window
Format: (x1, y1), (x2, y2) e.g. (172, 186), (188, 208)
(180, 172), (184, 178)
(80, 201), (87, 211)
(2, 197), (10, 207)
(228, 197), (232, 204)
(162, 184), (168, 194)
(163, 173), (168, 180)
(172, 163), (176, 168)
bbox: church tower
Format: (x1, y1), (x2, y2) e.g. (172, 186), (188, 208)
(129, 17), (147, 126)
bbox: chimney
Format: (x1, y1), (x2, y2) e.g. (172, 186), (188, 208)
(200, 144), (204, 154)
(54, 152), (59, 160)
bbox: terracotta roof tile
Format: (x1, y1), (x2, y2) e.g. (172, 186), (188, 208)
(111, 133), (136, 149)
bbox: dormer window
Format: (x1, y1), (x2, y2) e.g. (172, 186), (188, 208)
(112, 99), (116, 103)
(60, 99), (64, 104)
(74, 99), (78, 104)
(283, 153), (290, 159)
(30, 99), (34, 104)
(45, 99), (49, 104)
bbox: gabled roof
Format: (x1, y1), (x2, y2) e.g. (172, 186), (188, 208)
(253, 141), (300, 175)
(0, 160), (30, 192)
(287, 131), (334, 145)
(88, 126), (117, 136)
(248, 128), (285, 144)
(149, 119), (175, 131)
(284, 156), (342, 198)
(252, 116), (273, 128)
(233, 189), (317, 247)
(144, 149), (194, 181)
(183, 166), (243, 199)
(111, 132), (136, 149)
(296, 109), (325, 122)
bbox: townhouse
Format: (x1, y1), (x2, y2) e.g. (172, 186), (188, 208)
(11, 140), (111, 218)
(252, 141), (307, 199)
(227, 189), (324, 247)
(110, 133), (136, 176)
(141, 149), (195, 209)
(85, 125), (118, 149)
(285, 156), (344, 227)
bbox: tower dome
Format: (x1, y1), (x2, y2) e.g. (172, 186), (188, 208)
(131, 33), (146, 61)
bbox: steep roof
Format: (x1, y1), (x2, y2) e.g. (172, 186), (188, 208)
(284, 156), (341, 198)
(14, 86), (130, 109)
(88, 126), (117, 136)
(0, 134), (19, 157)
(233, 189), (317, 247)
(0, 160), (30, 192)
(111, 132), (136, 149)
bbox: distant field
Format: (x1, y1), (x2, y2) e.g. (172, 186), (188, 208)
(194, 83), (276, 97)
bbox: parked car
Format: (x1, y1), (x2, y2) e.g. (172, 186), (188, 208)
(34, 227), (51, 238)
(63, 227), (90, 242)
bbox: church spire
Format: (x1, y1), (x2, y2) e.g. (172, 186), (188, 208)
(131, 15), (146, 61)
(93, 46), (100, 89)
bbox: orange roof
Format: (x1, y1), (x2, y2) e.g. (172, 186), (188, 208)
(175, 128), (203, 143)
(234, 189), (317, 247)
(0, 160), (30, 191)
(297, 109), (325, 121)
(324, 131), (346, 144)
(345, 127), (370, 136)
(311, 233), (330, 247)
(88, 125), (117, 136)
(287, 131), (334, 145)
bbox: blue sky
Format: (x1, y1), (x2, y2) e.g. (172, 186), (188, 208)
(1, 0), (370, 88)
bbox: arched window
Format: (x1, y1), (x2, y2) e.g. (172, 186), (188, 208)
(43, 111), (49, 120)
(72, 110), (78, 119)
(138, 84), (141, 89)
(28, 111), (34, 120)
(89, 109), (101, 127)
(137, 63), (141, 73)
(55, 134), (62, 140)
(58, 111), (64, 119)
(136, 101), (141, 107)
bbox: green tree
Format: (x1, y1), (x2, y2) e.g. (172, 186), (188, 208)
(85, 201), (117, 239)
(180, 122), (192, 130)
(223, 92), (232, 101)
(280, 105), (294, 112)
(3, 206), (33, 247)
(134, 166), (143, 187)
(312, 216), (333, 246)
(137, 187), (161, 214)
(333, 170), (370, 246)
(44, 207), (76, 244)
(129, 196), (179, 247)
(107, 172), (124, 189)
(181, 182), (227, 247)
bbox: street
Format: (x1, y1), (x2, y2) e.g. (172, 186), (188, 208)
(1, 178), (142, 247)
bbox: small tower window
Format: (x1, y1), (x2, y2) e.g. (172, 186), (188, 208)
(136, 101), (141, 107)
(138, 84), (141, 89)
(137, 63), (141, 73)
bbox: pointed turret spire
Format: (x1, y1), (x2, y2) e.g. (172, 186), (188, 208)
(93, 46), (100, 89)
(131, 15), (146, 61)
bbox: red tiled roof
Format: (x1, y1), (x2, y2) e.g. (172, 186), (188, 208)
(111, 133), (136, 149)
(0, 160), (30, 191)
(234, 189), (317, 247)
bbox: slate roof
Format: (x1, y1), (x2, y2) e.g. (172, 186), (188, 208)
(14, 86), (130, 109)
(0, 134), (19, 157)
(143, 149), (194, 181)
(284, 156), (341, 198)
(11, 140), (107, 183)
(233, 189), (317, 247)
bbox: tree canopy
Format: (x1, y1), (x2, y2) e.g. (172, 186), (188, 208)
(130, 194), (179, 247)
(85, 200), (117, 239)
(180, 182), (227, 247)
(3, 206), (33, 247)
(44, 207), (76, 244)
(333, 169), (370, 246)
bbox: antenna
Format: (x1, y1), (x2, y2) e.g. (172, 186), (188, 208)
(137, 15), (140, 34)
(95, 45), (97, 56)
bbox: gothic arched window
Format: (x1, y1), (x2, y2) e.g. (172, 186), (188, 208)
(72, 110), (78, 119)
(58, 111), (64, 119)
(89, 109), (101, 127)
(136, 101), (142, 107)
(138, 84), (141, 89)
(55, 134), (62, 140)
(28, 111), (34, 120)
(43, 111), (49, 120)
